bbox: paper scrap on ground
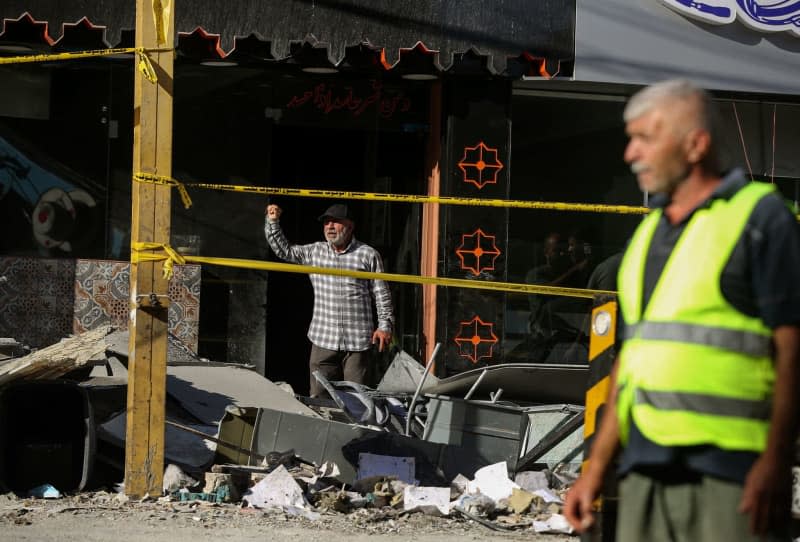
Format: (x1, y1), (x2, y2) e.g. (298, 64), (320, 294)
(403, 486), (451, 516)
(242, 465), (309, 511)
(533, 513), (573, 534)
(533, 488), (563, 504)
(466, 461), (519, 501)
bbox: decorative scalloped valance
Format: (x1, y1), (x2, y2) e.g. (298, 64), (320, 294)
(1, 0), (575, 78)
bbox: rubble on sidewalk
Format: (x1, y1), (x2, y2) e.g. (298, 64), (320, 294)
(0, 331), (584, 535)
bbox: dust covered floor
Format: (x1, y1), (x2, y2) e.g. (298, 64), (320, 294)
(0, 492), (575, 542)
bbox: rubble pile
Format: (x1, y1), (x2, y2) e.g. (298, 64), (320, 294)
(0, 328), (585, 537)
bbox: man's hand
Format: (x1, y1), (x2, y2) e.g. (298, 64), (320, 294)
(564, 470), (603, 533)
(740, 325), (800, 536)
(265, 204), (282, 222)
(738, 452), (792, 536)
(372, 329), (391, 352)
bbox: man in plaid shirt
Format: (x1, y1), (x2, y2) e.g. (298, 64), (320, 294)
(265, 202), (394, 397)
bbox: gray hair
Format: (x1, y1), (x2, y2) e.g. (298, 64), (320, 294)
(624, 79), (725, 171)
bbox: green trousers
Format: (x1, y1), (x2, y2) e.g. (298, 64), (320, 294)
(616, 471), (790, 542)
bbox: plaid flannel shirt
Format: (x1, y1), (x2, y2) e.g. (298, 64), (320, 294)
(265, 220), (394, 352)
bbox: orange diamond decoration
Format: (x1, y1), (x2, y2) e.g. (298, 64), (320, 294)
(458, 141), (504, 189)
(454, 315), (499, 364)
(455, 228), (501, 276)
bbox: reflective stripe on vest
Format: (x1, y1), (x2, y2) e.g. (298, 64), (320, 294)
(624, 321), (771, 358)
(635, 389), (771, 420)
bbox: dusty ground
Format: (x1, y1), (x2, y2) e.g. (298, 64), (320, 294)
(0, 492), (575, 542)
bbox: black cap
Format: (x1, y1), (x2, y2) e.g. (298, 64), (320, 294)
(317, 203), (354, 222)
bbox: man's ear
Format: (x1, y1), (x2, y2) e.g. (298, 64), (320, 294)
(684, 128), (712, 165)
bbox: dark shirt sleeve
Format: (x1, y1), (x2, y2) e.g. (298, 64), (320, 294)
(722, 194), (800, 328)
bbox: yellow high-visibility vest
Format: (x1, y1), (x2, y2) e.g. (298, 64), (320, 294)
(616, 182), (776, 452)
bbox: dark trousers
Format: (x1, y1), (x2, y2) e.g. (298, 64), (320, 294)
(308, 344), (370, 398)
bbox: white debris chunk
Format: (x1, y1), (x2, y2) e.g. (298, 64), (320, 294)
(533, 513), (574, 534)
(466, 461), (520, 501)
(403, 486), (452, 516)
(242, 465), (310, 511)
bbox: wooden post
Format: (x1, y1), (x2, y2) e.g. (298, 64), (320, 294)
(421, 80), (442, 367)
(126, 0), (174, 497)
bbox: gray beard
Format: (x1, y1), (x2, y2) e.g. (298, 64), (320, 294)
(326, 229), (351, 248)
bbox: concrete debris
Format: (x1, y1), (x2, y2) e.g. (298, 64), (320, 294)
(515, 470), (550, 492)
(162, 464), (199, 494)
(452, 492), (496, 517)
(449, 474), (470, 499)
(167, 364), (319, 425)
(508, 487), (534, 514)
(548, 464), (580, 489)
(99, 413), (217, 470)
(376, 349), (440, 394)
(0, 326), (587, 536)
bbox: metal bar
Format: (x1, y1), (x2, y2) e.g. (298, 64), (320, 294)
(404, 342), (441, 436)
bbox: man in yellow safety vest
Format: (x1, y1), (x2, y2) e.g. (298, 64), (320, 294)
(564, 79), (800, 541)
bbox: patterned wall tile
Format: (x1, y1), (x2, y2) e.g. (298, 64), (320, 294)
(73, 259), (200, 353)
(0, 258), (75, 348)
(0, 257), (200, 352)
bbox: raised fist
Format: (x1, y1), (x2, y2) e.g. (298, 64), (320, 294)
(266, 204), (282, 222)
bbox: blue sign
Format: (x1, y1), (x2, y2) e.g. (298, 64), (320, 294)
(659, 1), (800, 36)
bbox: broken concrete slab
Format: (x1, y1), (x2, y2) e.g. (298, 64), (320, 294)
(98, 412), (217, 471)
(104, 329), (252, 368)
(102, 329), (319, 425)
(376, 349), (439, 394)
(166, 364), (319, 425)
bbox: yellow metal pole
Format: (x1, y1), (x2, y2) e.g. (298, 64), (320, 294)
(126, 0), (174, 497)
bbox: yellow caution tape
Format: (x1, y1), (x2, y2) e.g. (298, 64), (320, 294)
(0, 46), (172, 84)
(136, 50), (158, 84)
(133, 172), (650, 216)
(135, 173), (192, 208)
(0, 46), (171, 64)
(131, 242), (614, 298)
(153, 0), (172, 46)
(0, 47), (135, 64)
(140, 172), (800, 221)
(131, 242), (185, 279)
